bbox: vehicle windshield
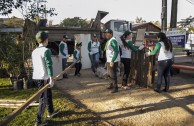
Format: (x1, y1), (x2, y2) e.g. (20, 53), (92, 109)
(114, 22), (128, 33)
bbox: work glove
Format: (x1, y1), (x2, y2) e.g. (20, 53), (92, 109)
(138, 45), (145, 50)
(145, 51), (151, 57)
(49, 77), (54, 88)
(110, 61), (114, 67)
(89, 52), (93, 55)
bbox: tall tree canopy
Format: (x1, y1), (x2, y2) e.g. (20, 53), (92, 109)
(178, 16), (194, 32)
(135, 17), (146, 23)
(60, 17), (90, 28)
(0, 0), (57, 19)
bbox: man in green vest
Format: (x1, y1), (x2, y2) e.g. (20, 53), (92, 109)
(59, 34), (69, 78)
(104, 29), (120, 93)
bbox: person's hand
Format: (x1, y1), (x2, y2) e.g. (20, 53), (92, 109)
(89, 52), (93, 55)
(138, 45), (145, 50)
(145, 52), (150, 57)
(49, 77), (54, 88)
(110, 62), (114, 67)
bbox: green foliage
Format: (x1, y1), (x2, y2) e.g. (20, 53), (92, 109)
(0, 78), (102, 126)
(0, 0), (57, 20)
(60, 17), (90, 28)
(4, 16), (24, 27)
(178, 16), (194, 32)
(0, 33), (24, 76)
(135, 17), (146, 23)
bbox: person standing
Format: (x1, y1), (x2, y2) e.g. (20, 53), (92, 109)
(32, 31), (59, 126)
(88, 34), (101, 74)
(59, 34), (69, 78)
(104, 29), (120, 93)
(73, 42), (82, 77)
(146, 32), (173, 93)
(120, 31), (144, 90)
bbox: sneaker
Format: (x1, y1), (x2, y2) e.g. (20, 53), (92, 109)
(111, 88), (118, 93)
(162, 89), (168, 92)
(47, 109), (60, 118)
(34, 121), (48, 126)
(154, 89), (161, 93)
(122, 86), (130, 90)
(107, 84), (113, 89)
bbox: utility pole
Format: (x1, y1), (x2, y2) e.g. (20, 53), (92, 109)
(161, 0), (167, 32)
(170, 0), (178, 30)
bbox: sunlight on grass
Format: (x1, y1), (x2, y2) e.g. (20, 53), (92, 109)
(0, 78), (103, 126)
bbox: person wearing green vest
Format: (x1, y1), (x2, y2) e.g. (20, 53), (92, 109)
(146, 32), (173, 93)
(73, 42), (82, 76)
(104, 28), (120, 93)
(59, 34), (69, 78)
(120, 30), (144, 90)
(32, 31), (59, 126)
(88, 34), (101, 75)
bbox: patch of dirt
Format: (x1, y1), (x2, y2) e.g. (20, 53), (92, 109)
(55, 61), (194, 126)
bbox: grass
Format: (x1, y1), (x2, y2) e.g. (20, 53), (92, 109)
(0, 78), (104, 126)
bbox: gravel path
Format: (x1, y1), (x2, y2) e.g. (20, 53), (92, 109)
(55, 64), (194, 126)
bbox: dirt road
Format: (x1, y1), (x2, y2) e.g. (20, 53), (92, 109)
(55, 53), (194, 126)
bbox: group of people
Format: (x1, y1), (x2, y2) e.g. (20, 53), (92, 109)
(31, 28), (173, 125)
(103, 29), (173, 94)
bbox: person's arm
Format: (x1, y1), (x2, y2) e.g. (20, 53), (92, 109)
(73, 50), (77, 60)
(59, 43), (66, 56)
(150, 42), (161, 55)
(88, 42), (91, 52)
(110, 40), (119, 62)
(128, 41), (139, 52)
(44, 49), (53, 77)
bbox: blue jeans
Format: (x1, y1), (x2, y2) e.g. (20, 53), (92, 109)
(89, 53), (99, 73)
(156, 59), (173, 91)
(75, 62), (82, 75)
(34, 80), (54, 123)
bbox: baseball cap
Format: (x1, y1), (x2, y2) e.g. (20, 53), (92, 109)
(123, 30), (132, 36)
(63, 34), (69, 39)
(104, 29), (113, 34)
(36, 31), (48, 43)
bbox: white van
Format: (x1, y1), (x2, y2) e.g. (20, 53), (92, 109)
(184, 34), (194, 56)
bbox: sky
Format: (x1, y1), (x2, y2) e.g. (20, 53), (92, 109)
(1, 0), (194, 25)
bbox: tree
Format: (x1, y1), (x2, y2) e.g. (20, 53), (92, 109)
(0, 0), (57, 79)
(4, 16), (24, 27)
(60, 17), (90, 28)
(135, 17), (146, 23)
(0, 0), (57, 20)
(153, 21), (161, 28)
(178, 16), (194, 32)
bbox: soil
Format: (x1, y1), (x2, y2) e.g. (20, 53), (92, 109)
(55, 53), (194, 126)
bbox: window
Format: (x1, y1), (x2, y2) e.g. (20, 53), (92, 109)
(114, 22), (128, 33)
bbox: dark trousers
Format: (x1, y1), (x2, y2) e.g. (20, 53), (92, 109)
(75, 62), (82, 75)
(121, 58), (131, 86)
(89, 53), (99, 73)
(156, 59), (173, 91)
(34, 80), (54, 123)
(107, 62), (118, 88)
(62, 58), (67, 77)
